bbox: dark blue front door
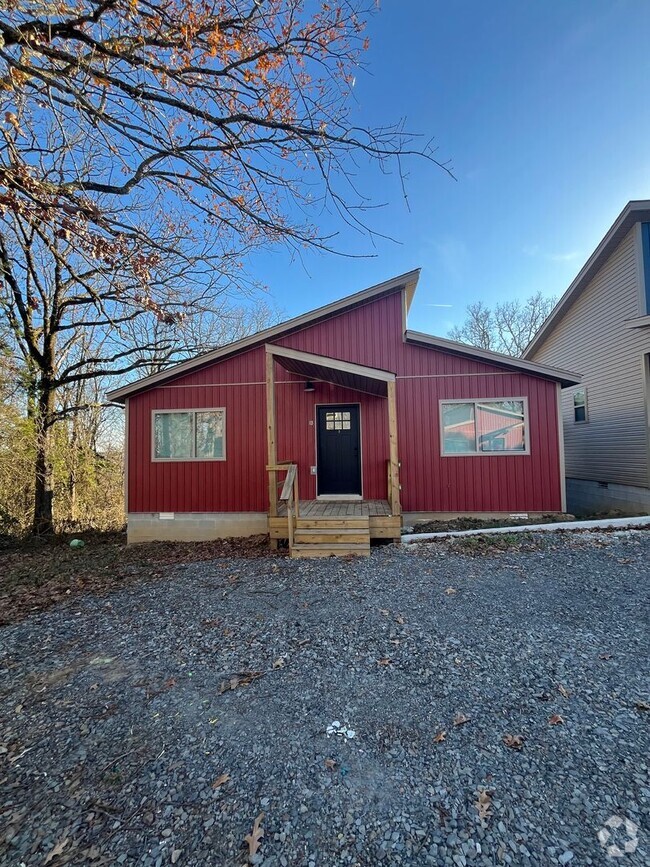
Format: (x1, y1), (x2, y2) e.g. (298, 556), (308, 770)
(316, 405), (361, 496)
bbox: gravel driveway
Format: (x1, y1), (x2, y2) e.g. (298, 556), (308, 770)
(1, 531), (649, 866)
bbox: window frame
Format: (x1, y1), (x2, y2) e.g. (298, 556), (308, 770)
(641, 222), (650, 315)
(439, 397), (531, 457)
(572, 388), (588, 424)
(151, 407), (227, 462)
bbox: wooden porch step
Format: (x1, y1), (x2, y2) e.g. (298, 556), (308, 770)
(294, 529), (369, 545)
(290, 542), (370, 558)
(296, 517), (369, 530)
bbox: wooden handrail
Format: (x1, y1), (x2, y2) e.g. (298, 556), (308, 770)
(280, 463), (296, 501)
(267, 462), (299, 549)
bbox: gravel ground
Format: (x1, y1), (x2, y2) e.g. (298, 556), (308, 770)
(1, 530), (649, 866)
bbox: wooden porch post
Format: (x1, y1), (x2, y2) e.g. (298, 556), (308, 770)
(387, 379), (401, 516)
(265, 348), (277, 518)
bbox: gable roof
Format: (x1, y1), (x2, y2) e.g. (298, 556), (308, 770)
(107, 269), (420, 403)
(107, 267), (580, 403)
(524, 199), (650, 357)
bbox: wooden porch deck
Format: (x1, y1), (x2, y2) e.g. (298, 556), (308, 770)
(276, 499), (392, 518)
(270, 498), (401, 548)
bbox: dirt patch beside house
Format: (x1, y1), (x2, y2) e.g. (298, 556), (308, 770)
(410, 514), (575, 534)
(0, 532), (279, 626)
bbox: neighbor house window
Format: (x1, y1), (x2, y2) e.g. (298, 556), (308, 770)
(441, 399), (528, 455)
(153, 409), (226, 460)
(573, 388), (587, 423)
(642, 223), (650, 314)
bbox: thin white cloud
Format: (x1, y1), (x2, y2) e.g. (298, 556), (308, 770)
(435, 237), (468, 283)
(523, 245), (582, 263)
(426, 303), (454, 308)
(547, 251), (582, 263)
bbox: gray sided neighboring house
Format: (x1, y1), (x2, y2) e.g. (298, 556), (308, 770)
(525, 200), (650, 516)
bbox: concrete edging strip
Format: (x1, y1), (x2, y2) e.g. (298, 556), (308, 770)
(401, 515), (650, 543)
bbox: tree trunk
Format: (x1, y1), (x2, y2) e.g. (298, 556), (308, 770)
(33, 383), (56, 535)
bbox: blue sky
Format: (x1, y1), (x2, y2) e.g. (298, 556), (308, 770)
(247, 0), (650, 336)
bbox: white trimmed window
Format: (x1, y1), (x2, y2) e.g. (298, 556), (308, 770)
(440, 399), (529, 455)
(153, 409), (226, 461)
(573, 388), (587, 423)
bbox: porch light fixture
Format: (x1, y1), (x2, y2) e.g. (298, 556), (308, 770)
(304, 380), (315, 392)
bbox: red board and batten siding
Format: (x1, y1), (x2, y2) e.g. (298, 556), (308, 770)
(128, 289), (563, 514)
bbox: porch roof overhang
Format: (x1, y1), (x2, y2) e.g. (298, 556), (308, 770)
(266, 344), (394, 397)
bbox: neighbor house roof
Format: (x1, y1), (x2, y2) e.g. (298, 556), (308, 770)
(107, 267), (580, 403)
(524, 199), (650, 357)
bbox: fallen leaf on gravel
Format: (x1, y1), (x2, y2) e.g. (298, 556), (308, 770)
(599, 653), (613, 660)
(475, 789), (492, 823)
(43, 837), (68, 864)
(379, 608), (390, 616)
(558, 684), (571, 698)
(171, 849), (182, 864)
(377, 657), (392, 666)
(389, 639), (400, 646)
(634, 700), (650, 712)
(444, 587), (457, 595)
(395, 614), (406, 624)
(548, 714), (565, 725)
(324, 758), (337, 769)
(212, 773), (230, 789)
(535, 691), (552, 702)
(272, 658), (285, 669)
(453, 713), (470, 727)
(219, 671), (263, 694)
(244, 812), (264, 861)
(433, 730), (446, 743)
(503, 734), (524, 750)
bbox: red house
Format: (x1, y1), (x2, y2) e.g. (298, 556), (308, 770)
(108, 271), (579, 555)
